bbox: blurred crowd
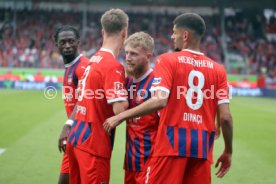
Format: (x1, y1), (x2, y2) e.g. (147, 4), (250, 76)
(0, 9), (276, 77)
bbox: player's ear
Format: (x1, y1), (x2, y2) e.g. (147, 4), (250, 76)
(101, 29), (104, 37)
(76, 39), (80, 45)
(183, 30), (189, 42)
(122, 28), (127, 40)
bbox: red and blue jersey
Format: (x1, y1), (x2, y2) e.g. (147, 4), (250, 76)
(68, 48), (128, 159)
(63, 54), (89, 118)
(124, 69), (159, 172)
(151, 49), (230, 162)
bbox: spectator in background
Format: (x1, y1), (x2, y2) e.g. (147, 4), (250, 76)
(0, 8), (276, 75)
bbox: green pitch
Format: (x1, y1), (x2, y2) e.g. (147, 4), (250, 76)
(0, 90), (275, 183)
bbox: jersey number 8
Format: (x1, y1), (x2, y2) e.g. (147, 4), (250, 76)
(186, 70), (205, 110)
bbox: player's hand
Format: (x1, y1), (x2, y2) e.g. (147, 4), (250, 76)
(58, 125), (71, 153)
(215, 150), (232, 178)
(215, 128), (221, 140)
(103, 115), (121, 134)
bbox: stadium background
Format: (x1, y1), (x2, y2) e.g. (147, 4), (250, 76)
(0, 0), (276, 183)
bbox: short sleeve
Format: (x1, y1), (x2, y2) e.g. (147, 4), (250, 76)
(104, 64), (127, 104)
(217, 66), (230, 105)
(150, 55), (173, 94)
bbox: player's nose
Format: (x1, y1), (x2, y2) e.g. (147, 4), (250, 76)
(125, 54), (132, 61)
(64, 41), (71, 48)
(126, 60), (132, 65)
(171, 34), (175, 40)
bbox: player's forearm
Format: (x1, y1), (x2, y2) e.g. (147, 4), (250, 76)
(216, 110), (221, 129)
(118, 97), (166, 122)
(69, 105), (78, 120)
(220, 114), (233, 154)
(64, 105), (78, 126)
(113, 101), (129, 115)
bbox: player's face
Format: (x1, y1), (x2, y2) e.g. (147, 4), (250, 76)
(171, 25), (184, 51)
(125, 45), (149, 78)
(56, 31), (79, 57)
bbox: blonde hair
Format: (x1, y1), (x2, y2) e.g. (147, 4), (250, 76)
(124, 31), (154, 53)
(101, 8), (129, 34)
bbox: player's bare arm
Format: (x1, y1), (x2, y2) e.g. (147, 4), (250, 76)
(215, 103), (233, 178)
(103, 89), (168, 134)
(58, 105), (77, 153)
(102, 101), (129, 134)
(215, 109), (221, 139)
(113, 101), (129, 115)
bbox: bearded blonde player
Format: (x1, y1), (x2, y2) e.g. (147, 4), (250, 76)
(123, 32), (159, 184)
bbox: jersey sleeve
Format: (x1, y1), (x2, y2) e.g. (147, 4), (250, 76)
(217, 65), (230, 105)
(104, 63), (128, 104)
(150, 55), (173, 94)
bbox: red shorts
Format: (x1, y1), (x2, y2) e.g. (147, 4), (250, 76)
(145, 157), (211, 184)
(60, 153), (69, 174)
(124, 170), (145, 184)
(67, 144), (110, 184)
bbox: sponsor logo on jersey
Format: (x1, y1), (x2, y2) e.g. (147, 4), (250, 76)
(116, 70), (122, 76)
(64, 94), (73, 102)
(67, 74), (73, 85)
(114, 82), (125, 95)
(152, 77), (162, 85)
(77, 105), (86, 115)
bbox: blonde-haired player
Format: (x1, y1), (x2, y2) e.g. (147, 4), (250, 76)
(123, 32), (159, 184)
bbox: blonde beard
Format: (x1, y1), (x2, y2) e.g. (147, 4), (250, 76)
(126, 65), (145, 79)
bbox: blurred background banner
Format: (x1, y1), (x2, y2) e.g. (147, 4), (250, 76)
(0, 0), (276, 96)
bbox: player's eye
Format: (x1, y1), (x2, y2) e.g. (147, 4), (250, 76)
(59, 41), (65, 45)
(69, 39), (75, 44)
(131, 52), (137, 56)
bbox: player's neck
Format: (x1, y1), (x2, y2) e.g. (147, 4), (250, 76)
(63, 53), (78, 65)
(133, 65), (150, 80)
(183, 40), (201, 52)
(102, 37), (123, 58)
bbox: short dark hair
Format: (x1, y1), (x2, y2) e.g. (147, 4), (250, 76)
(101, 8), (129, 34)
(54, 25), (80, 42)
(173, 13), (206, 38)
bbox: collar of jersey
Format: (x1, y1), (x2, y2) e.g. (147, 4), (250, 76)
(182, 49), (204, 55)
(100, 48), (115, 58)
(133, 68), (153, 83)
(64, 54), (83, 68)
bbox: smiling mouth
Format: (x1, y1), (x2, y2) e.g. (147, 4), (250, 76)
(64, 50), (73, 55)
(126, 63), (134, 67)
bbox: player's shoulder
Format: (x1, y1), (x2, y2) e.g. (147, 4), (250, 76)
(79, 55), (90, 64)
(202, 55), (226, 72)
(92, 54), (123, 77)
(155, 52), (177, 66)
(74, 55), (89, 77)
(102, 58), (123, 70)
(78, 55), (90, 69)
(157, 51), (176, 60)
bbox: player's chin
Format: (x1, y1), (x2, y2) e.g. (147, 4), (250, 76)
(126, 65), (134, 72)
(174, 48), (181, 52)
(126, 69), (134, 76)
